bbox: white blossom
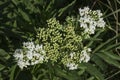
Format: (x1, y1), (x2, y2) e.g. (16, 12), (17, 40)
(96, 10), (103, 17)
(66, 63), (78, 70)
(17, 60), (27, 69)
(79, 7), (89, 16)
(23, 42), (35, 50)
(14, 42), (46, 69)
(70, 52), (75, 59)
(97, 18), (106, 28)
(80, 47), (91, 63)
(79, 7), (106, 35)
(13, 49), (23, 60)
(26, 50), (33, 60)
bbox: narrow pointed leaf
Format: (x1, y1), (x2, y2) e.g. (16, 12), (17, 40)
(93, 34), (120, 53)
(104, 43), (120, 51)
(83, 63), (104, 80)
(91, 55), (107, 71)
(97, 52), (120, 68)
(101, 51), (120, 61)
(58, 0), (76, 17)
(87, 30), (104, 47)
(18, 9), (30, 22)
(10, 65), (17, 80)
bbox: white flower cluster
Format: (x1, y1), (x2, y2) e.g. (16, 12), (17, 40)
(66, 52), (78, 70)
(80, 47), (91, 63)
(14, 42), (46, 69)
(66, 62), (78, 70)
(66, 47), (91, 70)
(79, 7), (106, 34)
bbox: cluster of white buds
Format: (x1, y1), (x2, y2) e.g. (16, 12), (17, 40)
(14, 42), (46, 69)
(79, 7), (106, 35)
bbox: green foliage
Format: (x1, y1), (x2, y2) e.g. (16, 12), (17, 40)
(0, 0), (120, 80)
(0, 0), (76, 51)
(0, 49), (11, 80)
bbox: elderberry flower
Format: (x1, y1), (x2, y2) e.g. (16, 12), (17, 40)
(80, 47), (91, 63)
(79, 7), (106, 35)
(13, 49), (23, 60)
(79, 7), (89, 16)
(13, 49), (29, 69)
(70, 52), (75, 59)
(66, 62), (78, 70)
(14, 42), (46, 69)
(23, 42), (35, 50)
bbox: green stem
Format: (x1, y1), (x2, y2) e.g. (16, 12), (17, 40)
(106, 70), (120, 80)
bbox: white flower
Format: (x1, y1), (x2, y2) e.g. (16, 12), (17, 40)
(79, 7), (89, 16)
(96, 10), (103, 17)
(80, 47), (91, 63)
(17, 60), (27, 69)
(26, 50), (33, 60)
(79, 7), (106, 35)
(14, 42), (47, 69)
(14, 49), (23, 60)
(35, 44), (43, 51)
(70, 52), (75, 59)
(23, 42), (35, 50)
(66, 63), (78, 70)
(97, 18), (106, 28)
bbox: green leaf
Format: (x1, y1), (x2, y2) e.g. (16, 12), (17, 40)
(83, 63), (105, 80)
(104, 43), (120, 51)
(45, 0), (55, 12)
(18, 9), (31, 22)
(0, 49), (8, 57)
(91, 55), (107, 71)
(87, 77), (95, 80)
(55, 66), (78, 80)
(101, 51), (120, 61)
(12, 0), (20, 5)
(0, 64), (5, 71)
(32, 75), (38, 80)
(0, 73), (3, 80)
(93, 34), (120, 53)
(78, 63), (87, 70)
(77, 69), (85, 76)
(58, 0), (76, 17)
(87, 30), (104, 47)
(104, 9), (120, 18)
(0, 49), (10, 60)
(97, 52), (120, 68)
(55, 68), (70, 80)
(10, 65), (17, 80)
